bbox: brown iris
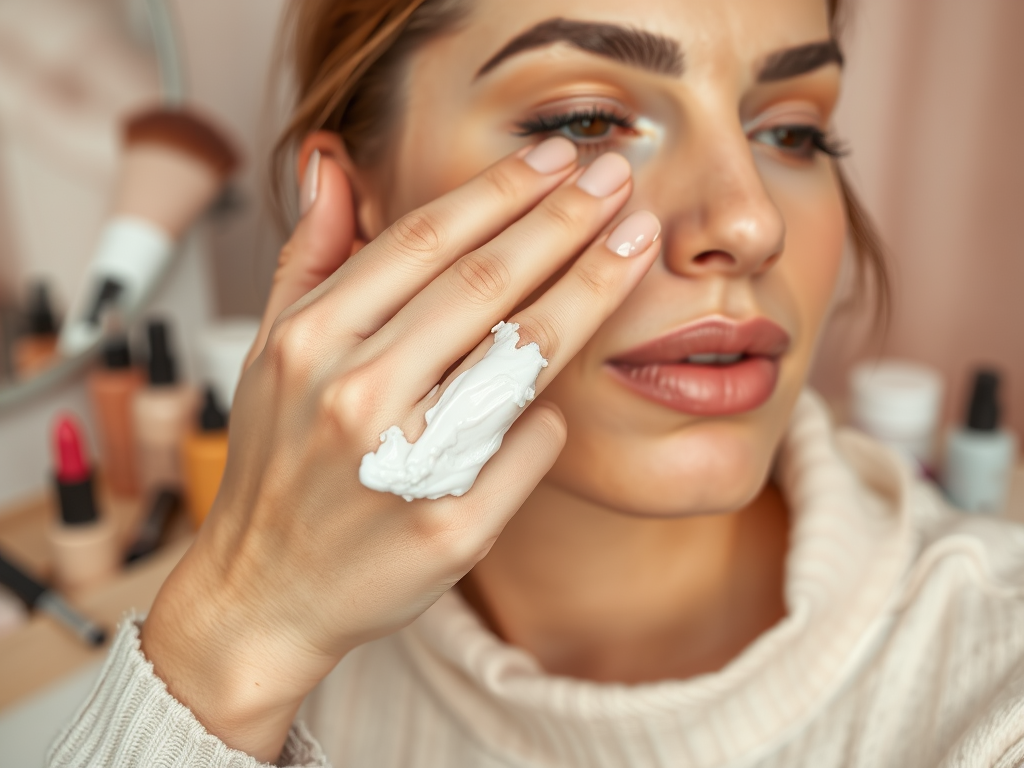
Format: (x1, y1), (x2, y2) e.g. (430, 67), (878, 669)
(567, 116), (612, 138)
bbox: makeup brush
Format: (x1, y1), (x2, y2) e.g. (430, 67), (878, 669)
(60, 108), (240, 355)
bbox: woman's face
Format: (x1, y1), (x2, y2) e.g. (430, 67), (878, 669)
(360, 0), (846, 516)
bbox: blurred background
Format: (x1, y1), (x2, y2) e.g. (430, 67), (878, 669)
(0, 0), (1020, 762)
(0, 0), (1019, 498)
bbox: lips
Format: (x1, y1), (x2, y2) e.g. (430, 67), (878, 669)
(606, 317), (791, 416)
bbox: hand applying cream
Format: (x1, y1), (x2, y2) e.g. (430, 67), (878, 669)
(360, 322), (548, 501)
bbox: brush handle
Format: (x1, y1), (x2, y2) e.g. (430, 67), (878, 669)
(0, 548), (46, 608)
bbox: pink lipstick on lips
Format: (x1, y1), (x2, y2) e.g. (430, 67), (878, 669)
(606, 317), (792, 416)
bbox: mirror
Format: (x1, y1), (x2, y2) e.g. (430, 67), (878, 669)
(0, 0), (182, 409)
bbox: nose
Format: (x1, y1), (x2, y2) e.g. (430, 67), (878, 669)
(660, 122), (786, 278)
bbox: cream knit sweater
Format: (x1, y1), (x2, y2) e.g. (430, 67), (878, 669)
(48, 393), (1024, 768)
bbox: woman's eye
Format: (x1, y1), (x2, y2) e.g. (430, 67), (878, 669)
(752, 125), (845, 159)
(563, 116), (613, 139)
(515, 109), (637, 148)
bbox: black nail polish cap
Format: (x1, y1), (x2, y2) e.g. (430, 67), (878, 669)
(147, 320), (177, 386)
(199, 386), (228, 432)
(965, 369), (1002, 432)
(25, 281), (58, 336)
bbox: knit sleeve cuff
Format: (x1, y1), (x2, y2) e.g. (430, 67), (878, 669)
(47, 618), (328, 768)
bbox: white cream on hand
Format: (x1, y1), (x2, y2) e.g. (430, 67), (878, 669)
(359, 322), (548, 501)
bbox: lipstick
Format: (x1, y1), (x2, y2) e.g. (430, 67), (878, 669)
(606, 316), (791, 416)
(47, 414), (120, 592)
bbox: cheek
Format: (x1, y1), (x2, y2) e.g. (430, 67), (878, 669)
(765, 161), (843, 358)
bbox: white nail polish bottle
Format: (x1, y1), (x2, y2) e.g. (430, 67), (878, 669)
(944, 370), (1018, 514)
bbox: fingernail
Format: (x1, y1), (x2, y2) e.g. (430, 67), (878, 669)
(576, 153), (632, 197)
(605, 211), (661, 257)
(523, 136), (578, 174)
(300, 149), (321, 217)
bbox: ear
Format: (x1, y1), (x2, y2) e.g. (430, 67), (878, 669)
(296, 131), (384, 242)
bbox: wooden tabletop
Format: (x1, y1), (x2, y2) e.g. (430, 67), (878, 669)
(0, 493), (193, 711)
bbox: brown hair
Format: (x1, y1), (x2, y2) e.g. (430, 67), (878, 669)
(274, 0), (889, 324)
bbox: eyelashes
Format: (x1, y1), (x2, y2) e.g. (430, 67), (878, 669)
(514, 107), (637, 146)
(515, 107), (847, 161)
(751, 125), (848, 159)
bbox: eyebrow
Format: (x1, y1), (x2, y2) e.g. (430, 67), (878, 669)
(757, 40), (843, 82)
(475, 18), (685, 79)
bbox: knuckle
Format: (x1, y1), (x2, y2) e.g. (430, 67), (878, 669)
(320, 368), (379, 432)
(264, 315), (322, 379)
(540, 196), (586, 235)
(276, 241), (298, 270)
(389, 211), (446, 257)
(516, 314), (560, 361)
(574, 259), (615, 298)
(481, 164), (527, 203)
(533, 404), (568, 445)
(451, 252), (511, 306)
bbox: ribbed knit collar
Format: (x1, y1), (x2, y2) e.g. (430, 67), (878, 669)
(399, 391), (919, 768)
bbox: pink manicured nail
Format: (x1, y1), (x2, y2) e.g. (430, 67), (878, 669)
(300, 149), (321, 217)
(523, 137), (578, 174)
(576, 153), (632, 197)
(605, 211), (661, 257)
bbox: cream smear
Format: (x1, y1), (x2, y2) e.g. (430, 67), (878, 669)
(359, 322), (548, 501)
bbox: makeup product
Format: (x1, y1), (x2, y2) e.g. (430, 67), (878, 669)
(181, 387), (229, 527)
(944, 370), (1019, 514)
(13, 281), (59, 376)
(125, 489), (181, 563)
(361, 322), (547, 501)
(59, 108), (239, 356)
(133, 320), (197, 491)
(198, 318), (260, 409)
(48, 414), (120, 592)
(0, 548), (106, 646)
(87, 314), (145, 498)
(850, 360), (944, 474)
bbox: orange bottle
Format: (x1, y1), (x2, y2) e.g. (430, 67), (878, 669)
(88, 329), (144, 498)
(181, 387), (229, 528)
(13, 281), (59, 377)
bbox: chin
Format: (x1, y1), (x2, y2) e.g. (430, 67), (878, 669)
(547, 416), (779, 518)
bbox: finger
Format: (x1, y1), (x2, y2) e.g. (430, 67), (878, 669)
(376, 152), (635, 400)
(246, 151), (356, 369)
(400, 208), (661, 439)
(442, 400), (567, 532)
(512, 210), (661, 386)
(298, 137), (580, 342)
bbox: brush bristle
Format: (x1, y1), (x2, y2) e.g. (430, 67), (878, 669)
(124, 108), (241, 177)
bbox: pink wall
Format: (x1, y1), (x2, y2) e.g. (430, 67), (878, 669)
(812, 0), (1024, 438)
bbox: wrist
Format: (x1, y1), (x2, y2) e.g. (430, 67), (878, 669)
(141, 544), (332, 763)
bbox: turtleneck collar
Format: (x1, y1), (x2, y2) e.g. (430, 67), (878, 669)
(398, 391), (919, 768)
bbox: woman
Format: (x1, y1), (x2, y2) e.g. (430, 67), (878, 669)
(51, 0), (1024, 766)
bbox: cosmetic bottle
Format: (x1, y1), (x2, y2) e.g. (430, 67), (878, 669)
(132, 320), (196, 492)
(944, 370), (1019, 514)
(181, 387), (229, 528)
(60, 109), (239, 356)
(14, 281), (59, 376)
(87, 317), (144, 498)
(48, 414), (120, 592)
(851, 360), (944, 475)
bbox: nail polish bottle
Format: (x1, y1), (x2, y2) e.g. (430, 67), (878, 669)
(88, 316), (144, 498)
(48, 414), (120, 592)
(14, 281), (59, 377)
(181, 386), (229, 528)
(944, 369), (1018, 514)
(132, 320), (196, 492)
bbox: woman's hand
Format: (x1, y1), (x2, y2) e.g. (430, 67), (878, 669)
(141, 137), (660, 762)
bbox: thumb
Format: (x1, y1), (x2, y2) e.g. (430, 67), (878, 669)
(248, 149), (356, 368)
